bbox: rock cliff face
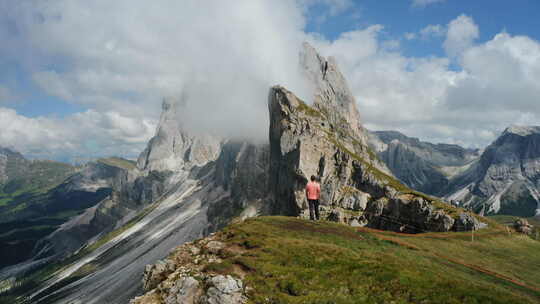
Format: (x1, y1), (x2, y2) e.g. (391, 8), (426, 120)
(444, 126), (540, 217)
(268, 45), (480, 233)
(368, 131), (480, 196)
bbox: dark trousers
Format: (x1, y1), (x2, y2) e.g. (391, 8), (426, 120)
(308, 199), (320, 220)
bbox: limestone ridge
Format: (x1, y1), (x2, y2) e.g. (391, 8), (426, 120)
(445, 125), (540, 217)
(269, 43), (480, 232)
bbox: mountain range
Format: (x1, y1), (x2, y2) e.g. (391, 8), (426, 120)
(0, 43), (538, 303)
(369, 127), (540, 217)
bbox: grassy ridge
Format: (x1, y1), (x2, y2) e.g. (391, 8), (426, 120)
(97, 157), (136, 170)
(203, 216), (540, 303)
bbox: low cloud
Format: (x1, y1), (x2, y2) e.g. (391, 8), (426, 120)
(0, 107), (155, 161)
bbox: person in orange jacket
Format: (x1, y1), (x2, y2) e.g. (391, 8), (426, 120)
(305, 175), (321, 220)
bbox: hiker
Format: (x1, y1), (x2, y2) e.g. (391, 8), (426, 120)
(306, 175), (321, 220)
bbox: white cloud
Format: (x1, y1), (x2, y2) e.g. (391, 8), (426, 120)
(0, 107), (155, 160)
(420, 24), (446, 39)
(444, 14), (479, 57)
(404, 32), (417, 40)
(412, 0), (446, 8)
(310, 14), (540, 148)
(405, 24), (446, 41)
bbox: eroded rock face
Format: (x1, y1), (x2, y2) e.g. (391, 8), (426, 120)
(445, 126), (540, 217)
(368, 131), (480, 196)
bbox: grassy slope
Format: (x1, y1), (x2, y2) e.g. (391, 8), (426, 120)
(97, 157), (136, 170)
(204, 216), (540, 304)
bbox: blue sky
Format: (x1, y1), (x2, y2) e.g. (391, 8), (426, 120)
(307, 0), (540, 57)
(1, 0), (540, 160)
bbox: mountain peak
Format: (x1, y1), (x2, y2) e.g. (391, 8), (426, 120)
(503, 125), (540, 137)
(136, 96), (221, 172)
(300, 42), (364, 140)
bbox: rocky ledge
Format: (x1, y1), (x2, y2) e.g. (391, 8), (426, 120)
(130, 234), (248, 304)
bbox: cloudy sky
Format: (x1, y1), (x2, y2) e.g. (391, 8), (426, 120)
(1, 0), (540, 161)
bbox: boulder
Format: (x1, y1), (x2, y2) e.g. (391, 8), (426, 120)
(514, 218), (534, 234)
(453, 213), (482, 232)
(201, 275), (247, 304)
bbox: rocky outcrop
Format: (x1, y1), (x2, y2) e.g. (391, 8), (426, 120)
(0, 147), (28, 184)
(444, 126), (540, 217)
(130, 235), (247, 304)
(268, 44), (480, 233)
(368, 131), (479, 196)
(514, 218), (534, 234)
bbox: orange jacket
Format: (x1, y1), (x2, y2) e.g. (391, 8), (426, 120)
(305, 181), (321, 200)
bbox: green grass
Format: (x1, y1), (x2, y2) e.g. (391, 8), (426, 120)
(97, 157), (136, 170)
(295, 98), (324, 118)
(201, 216), (540, 304)
(0, 159), (78, 210)
(0, 197), (11, 207)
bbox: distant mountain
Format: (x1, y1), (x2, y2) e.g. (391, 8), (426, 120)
(444, 126), (540, 217)
(368, 131), (480, 196)
(0, 150), (133, 269)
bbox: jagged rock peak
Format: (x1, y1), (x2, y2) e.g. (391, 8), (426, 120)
(137, 96), (221, 172)
(300, 42), (364, 142)
(503, 125), (540, 137)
